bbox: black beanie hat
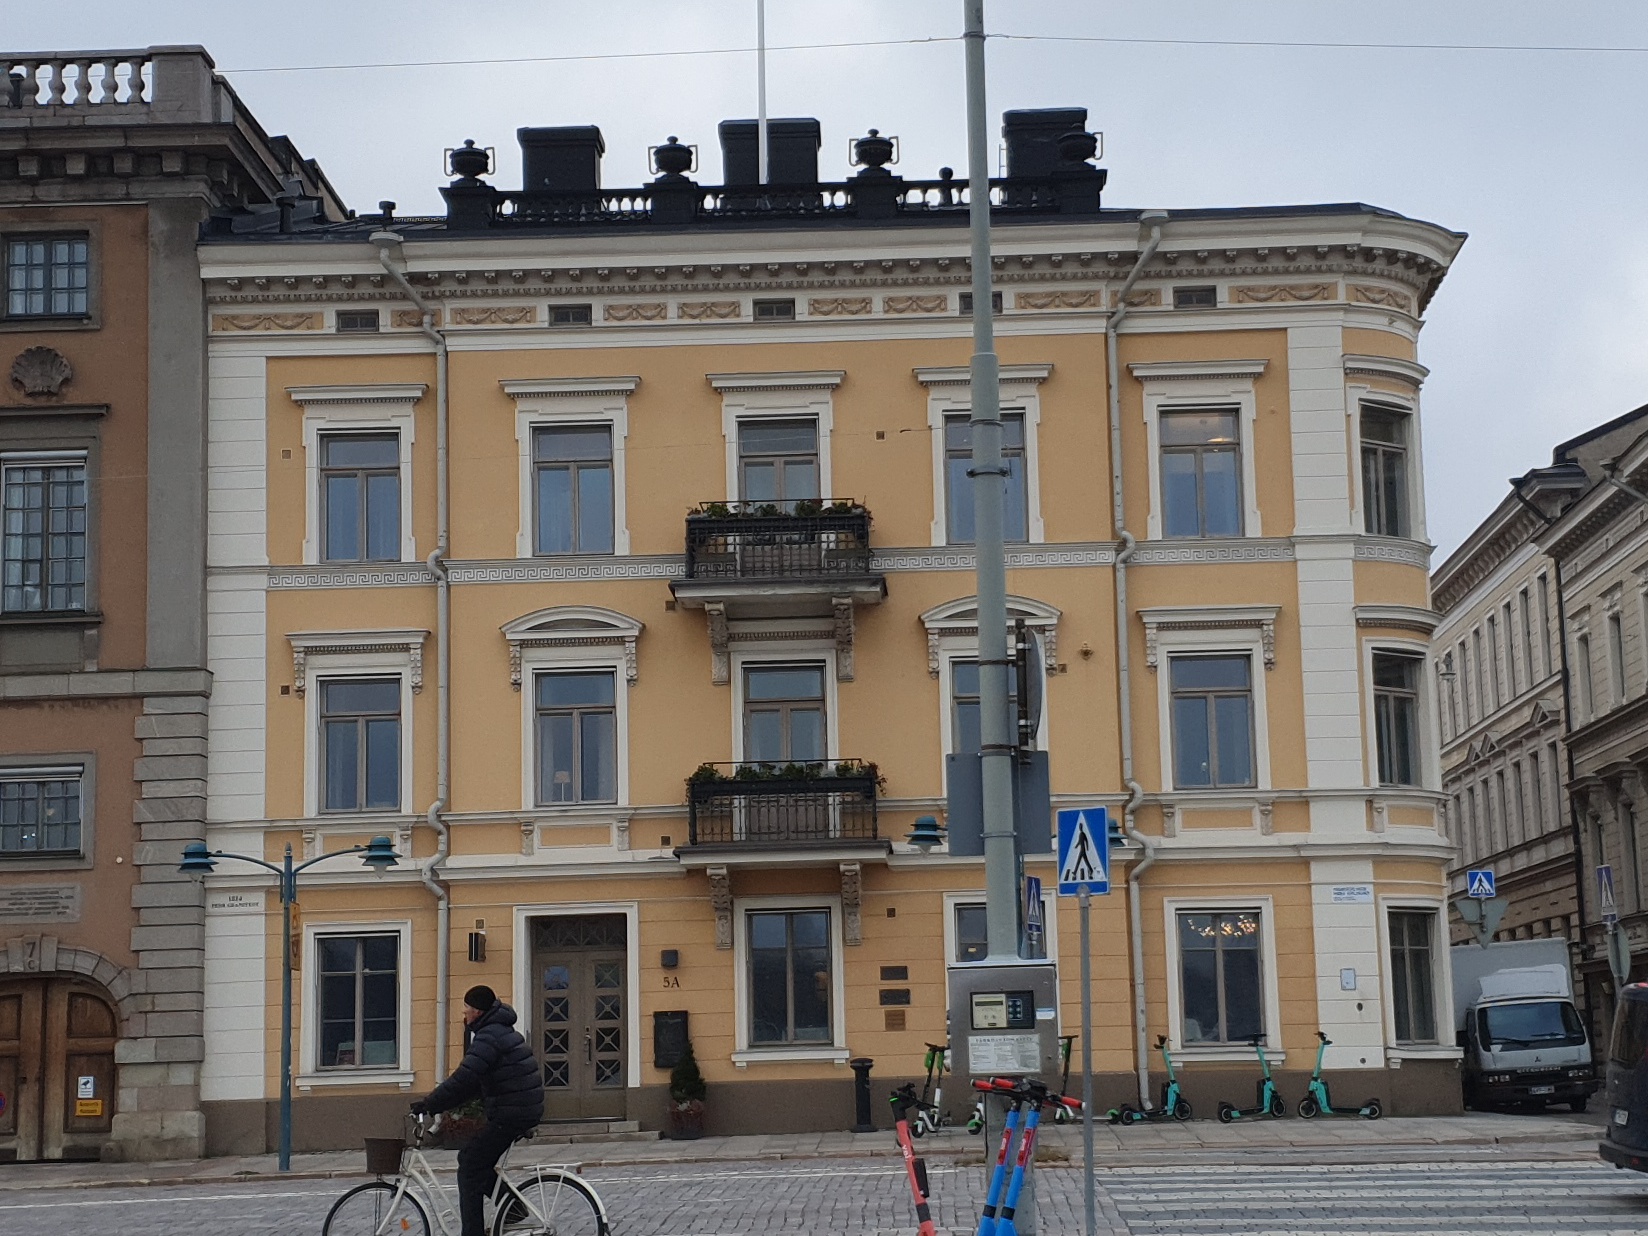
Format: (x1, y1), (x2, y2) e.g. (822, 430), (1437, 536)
(463, 984), (497, 1013)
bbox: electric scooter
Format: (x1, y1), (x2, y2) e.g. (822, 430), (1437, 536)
(1109, 1034), (1193, 1123)
(1297, 1030), (1382, 1119)
(889, 1084), (939, 1236)
(1216, 1034), (1286, 1122)
(973, 1076), (1083, 1236)
(1052, 1034), (1079, 1123)
(911, 1042), (951, 1137)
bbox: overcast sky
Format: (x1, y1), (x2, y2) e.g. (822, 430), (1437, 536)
(15, 2), (1648, 557)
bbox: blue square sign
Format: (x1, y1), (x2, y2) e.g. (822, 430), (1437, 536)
(1057, 807), (1110, 896)
(1466, 869), (1496, 899)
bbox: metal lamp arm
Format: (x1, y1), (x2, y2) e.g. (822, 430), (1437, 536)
(290, 844), (371, 878)
(203, 850), (286, 879)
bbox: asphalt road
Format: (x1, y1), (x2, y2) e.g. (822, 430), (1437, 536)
(1, 1149), (1645, 1235)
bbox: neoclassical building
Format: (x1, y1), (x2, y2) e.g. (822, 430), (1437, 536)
(194, 108), (1467, 1149)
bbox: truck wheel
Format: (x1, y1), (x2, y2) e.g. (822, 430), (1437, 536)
(1568, 1097), (1589, 1114)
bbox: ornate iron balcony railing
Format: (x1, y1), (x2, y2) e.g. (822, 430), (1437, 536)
(682, 502), (873, 580)
(685, 761), (880, 847)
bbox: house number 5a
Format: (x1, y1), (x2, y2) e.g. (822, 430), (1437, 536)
(662, 976), (679, 988)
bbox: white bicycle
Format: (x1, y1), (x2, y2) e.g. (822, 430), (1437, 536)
(322, 1114), (609, 1236)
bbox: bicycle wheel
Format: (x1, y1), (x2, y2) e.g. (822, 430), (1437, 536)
(493, 1167), (607, 1236)
(323, 1180), (431, 1236)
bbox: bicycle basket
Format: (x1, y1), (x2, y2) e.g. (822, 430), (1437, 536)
(363, 1137), (406, 1175)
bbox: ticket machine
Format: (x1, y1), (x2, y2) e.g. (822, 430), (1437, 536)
(946, 958), (1061, 1085)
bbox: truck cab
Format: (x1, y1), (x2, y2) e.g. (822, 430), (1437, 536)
(1452, 941), (1599, 1111)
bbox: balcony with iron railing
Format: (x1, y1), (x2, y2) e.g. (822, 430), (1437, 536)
(682, 760), (885, 856)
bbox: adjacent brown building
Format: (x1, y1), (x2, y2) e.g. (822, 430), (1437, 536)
(0, 46), (338, 1160)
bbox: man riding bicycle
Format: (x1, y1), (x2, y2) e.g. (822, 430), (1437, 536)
(411, 985), (545, 1236)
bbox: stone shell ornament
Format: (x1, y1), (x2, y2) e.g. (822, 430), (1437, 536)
(10, 346), (74, 398)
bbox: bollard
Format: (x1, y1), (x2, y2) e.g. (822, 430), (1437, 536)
(850, 1056), (875, 1132)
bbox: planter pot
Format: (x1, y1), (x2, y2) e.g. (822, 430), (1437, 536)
(665, 1100), (705, 1141)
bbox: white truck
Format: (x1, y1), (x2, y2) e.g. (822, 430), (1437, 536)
(1452, 939), (1599, 1111)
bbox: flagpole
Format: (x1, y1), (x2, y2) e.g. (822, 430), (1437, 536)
(756, 0), (769, 184)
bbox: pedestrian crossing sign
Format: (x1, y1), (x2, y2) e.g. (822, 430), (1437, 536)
(1466, 869), (1496, 899)
(1057, 807), (1110, 896)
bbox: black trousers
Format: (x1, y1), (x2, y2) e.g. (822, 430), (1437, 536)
(456, 1120), (532, 1236)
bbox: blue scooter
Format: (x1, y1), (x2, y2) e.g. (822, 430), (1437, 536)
(1216, 1035), (1286, 1122)
(1109, 1034), (1192, 1123)
(1297, 1031), (1382, 1119)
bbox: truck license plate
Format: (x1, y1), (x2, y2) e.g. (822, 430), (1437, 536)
(1529, 1085), (1554, 1095)
(1616, 1108), (1631, 1127)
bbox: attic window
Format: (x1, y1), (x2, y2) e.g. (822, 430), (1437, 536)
(753, 298), (796, 322)
(336, 310), (381, 333)
(958, 291), (1003, 316)
(1173, 286), (1217, 309)
(549, 303), (594, 326)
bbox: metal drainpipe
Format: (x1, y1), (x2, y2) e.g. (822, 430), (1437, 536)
(373, 232), (453, 1078)
(1108, 210), (1166, 1108)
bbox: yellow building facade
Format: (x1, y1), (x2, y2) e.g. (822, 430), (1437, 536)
(195, 114), (1466, 1151)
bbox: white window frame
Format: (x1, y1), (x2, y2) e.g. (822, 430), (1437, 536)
(289, 385), (423, 566)
(1144, 609), (1275, 793)
(729, 647), (840, 764)
(1129, 360), (1265, 542)
(501, 377), (637, 559)
(521, 654), (630, 813)
(1362, 637), (1437, 791)
(1376, 897), (1458, 1060)
(709, 371), (844, 503)
(1, 449), (92, 615)
(942, 888), (1060, 970)
(916, 364), (1050, 547)
(297, 918), (414, 1089)
(1162, 895), (1282, 1060)
(731, 893), (848, 1064)
(294, 640), (420, 819)
(1348, 391), (1427, 544)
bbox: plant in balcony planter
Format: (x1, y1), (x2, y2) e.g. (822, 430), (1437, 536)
(665, 1039), (707, 1140)
(824, 500), (866, 516)
(791, 498), (823, 519)
(692, 502), (733, 519)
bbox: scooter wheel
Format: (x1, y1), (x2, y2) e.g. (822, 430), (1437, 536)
(910, 1123), (925, 1139)
(1363, 1099), (1382, 1121)
(1268, 1093), (1285, 1119)
(1217, 1102), (1235, 1124)
(1297, 1096), (1319, 1119)
(1109, 1104), (1134, 1125)
(967, 1120), (983, 1135)
(1172, 1099), (1192, 1121)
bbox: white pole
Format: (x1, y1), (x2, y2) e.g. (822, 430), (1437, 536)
(756, 0), (769, 185)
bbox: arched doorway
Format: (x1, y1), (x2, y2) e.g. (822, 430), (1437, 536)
(0, 978), (118, 1161)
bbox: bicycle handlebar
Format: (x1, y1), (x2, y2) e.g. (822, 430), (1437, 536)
(970, 1076), (1083, 1109)
(1317, 1031), (1333, 1045)
(1154, 1034), (1167, 1050)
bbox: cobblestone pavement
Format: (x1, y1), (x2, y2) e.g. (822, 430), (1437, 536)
(0, 1151), (1644, 1235)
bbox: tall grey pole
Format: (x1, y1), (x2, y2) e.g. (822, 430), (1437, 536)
(756, 0), (769, 185)
(279, 846), (294, 1172)
(1080, 888), (1095, 1235)
(963, 0), (1016, 964)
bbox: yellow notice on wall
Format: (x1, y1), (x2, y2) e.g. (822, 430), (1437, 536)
(75, 1099), (103, 1118)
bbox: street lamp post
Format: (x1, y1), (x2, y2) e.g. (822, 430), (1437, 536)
(180, 835), (400, 1171)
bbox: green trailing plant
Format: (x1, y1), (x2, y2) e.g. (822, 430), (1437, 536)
(791, 498), (823, 518)
(690, 759), (883, 789)
(690, 502), (733, 519)
(669, 1039), (707, 1106)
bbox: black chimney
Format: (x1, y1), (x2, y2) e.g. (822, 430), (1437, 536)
(717, 118), (822, 186)
(517, 126), (606, 192)
(1001, 107), (1089, 180)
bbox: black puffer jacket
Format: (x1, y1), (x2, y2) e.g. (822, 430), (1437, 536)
(423, 1002), (544, 1128)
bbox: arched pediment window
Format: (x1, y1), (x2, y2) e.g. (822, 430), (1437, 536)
(500, 606), (643, 689)
(918, 595), (1060, 678)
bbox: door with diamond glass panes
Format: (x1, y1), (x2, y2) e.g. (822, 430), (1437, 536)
(532, 914), (627, 1120)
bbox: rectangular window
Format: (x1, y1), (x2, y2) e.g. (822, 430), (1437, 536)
(1480, 778), (1493, 852)
(335, 309), (380, 333)
(1178, 910), (1262, 1043)
(1575, 634), (1593, 720)
(534, 425), (614, 554)
(1537, 575), (1552, 678)
(1173, 285), (1217, 309)
(1373, 652), (1422, 787)
(0, 772), (82, 856)
(1504, 601), (1519, 697)
(1160, 408), (1242, 538)
(1519, 588), (1534, 684)
(1440, 661), (1458, 738)
(1511, 760), (1526, 846)
(320, 434), (400, 563)
(1609, 612), (1626, 704)
(1361, 406), (1410, 537)
(1457, 639), (1471, 725)
(950, 659), (1019, 757)
(747, 909), (832, 1045)
(743, 664), (826, 764)
(1388, 910), (1438, 1044)
(1487, 614), (1502, 708)
(957, 291), (1003, 316)
(316, 934), (399, 1068)
(1528, 748), (1543, 832)
(548, 303), (593, 326)
(1170, 655), (1255, 788)
(1625, 802), (1642, 913)
(944, 412), (1027, 544)
(5, 236), (89, 317)
(1495, 769), (1509, 849)
(321, 678), (401, 812)
(1472, 630), (1486, 720)
(2, 458), (87, 613)
(1465, 786), (1478, 858)
(533, 670), (617, 804)
(738, 419), (818, 511)
(954, 903), (988, 963)
(753, 298), (796, 321)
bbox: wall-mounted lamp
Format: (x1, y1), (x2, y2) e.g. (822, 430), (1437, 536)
(660, 949), (679, 969)
(907, 815), (945, 855)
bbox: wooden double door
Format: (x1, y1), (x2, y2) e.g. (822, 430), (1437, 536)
(0, 978), (118, 1161)
(531, 915), (627, 1121)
